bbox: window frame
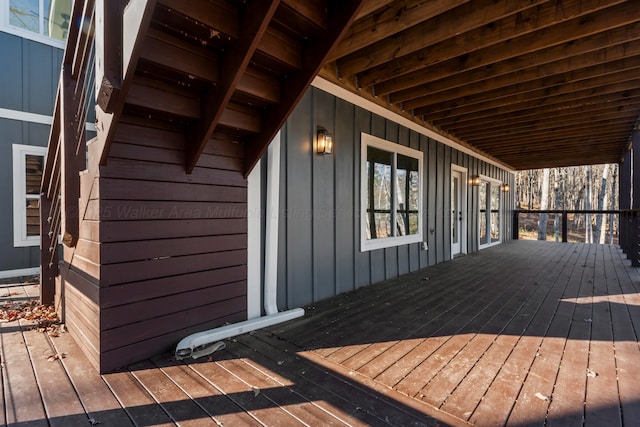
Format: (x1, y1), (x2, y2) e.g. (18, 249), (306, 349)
(1, 0), (66, 48)
(360, 132), (423, 252)
(12, 143), (47, 247)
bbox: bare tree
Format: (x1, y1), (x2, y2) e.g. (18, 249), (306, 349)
(596, 164), (610, 243)
(585, 166), (593, 243)
(553, 169), (561, 241)
(538, 168), (550, 240)
(516, 164), (619, 243)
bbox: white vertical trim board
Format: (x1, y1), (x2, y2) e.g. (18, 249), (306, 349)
(264, 132), (281, 315)
(247, 158), (262, 319)
(12, 144), (47, 247)
(451, 163), (468, 256)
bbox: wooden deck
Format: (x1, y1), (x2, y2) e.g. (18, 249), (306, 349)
(1, 240), (639, 426)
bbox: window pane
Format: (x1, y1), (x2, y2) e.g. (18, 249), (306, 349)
(396, 154), (419, 236)
(479, 182), (488, 245)
(490, 185), (500, 242)
(491, 212), (500, 242)
(374, 213), (392, 238)
(490, 185), (500, 211)
(366, 146), (392, 240)
(396, 167), (407, 235)
(25, 154), (44, 195)
(10, 0), (40, 33)
(26, 198), (40, 236)
(409, 213), (419, 235)
(46, 0), (71, 40)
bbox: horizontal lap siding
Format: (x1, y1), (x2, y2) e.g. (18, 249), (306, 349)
(278, 87), (514, 309)
(94, 122), (247, 372)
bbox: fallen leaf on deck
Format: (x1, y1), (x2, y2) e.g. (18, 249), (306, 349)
(252, 387), (260, 397)
(88, 418), (101, 425)
(535, 392), (550, 402)
(46, 352), (67, 362)
(587, 368), (598, 378)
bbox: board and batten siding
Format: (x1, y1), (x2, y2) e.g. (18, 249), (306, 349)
(274, 87), (515, 309)
(0, 32), (63, 274)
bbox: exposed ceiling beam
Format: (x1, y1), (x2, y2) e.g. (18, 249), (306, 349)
(243, 0), (367, 177)
(404, 53), (640, 112)
(415, 68), (640, 117)
(329, 0), (467, 61)
(428, 80), (640, 124)
(358, 0), (622, 88)
(186, 0), (280, 173)
(375, 14), (640, 96)
(437, 90), (640, 130)
(449, 99), (640, 135)
(457, 111), (640, 141)
(390, 39), (640, 104)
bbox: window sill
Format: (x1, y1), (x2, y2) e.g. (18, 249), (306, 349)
(361, 233), (423, 252)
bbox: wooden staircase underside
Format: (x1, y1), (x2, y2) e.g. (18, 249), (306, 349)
(99, 0), (365, 178)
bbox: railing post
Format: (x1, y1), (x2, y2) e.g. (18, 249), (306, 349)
(513, 210), (519, 240)
(60, 65), (80, 247)
(633, 211), (640, 267)
(95, 0), (122, 113)
(561, 210), (568, 243)
(39, 193), (56, 304)
(622, 211), (629, 255)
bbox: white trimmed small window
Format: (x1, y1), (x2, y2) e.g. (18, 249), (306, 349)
(361, 132), (423, 251)
(13, 144), (46, 247)
(1, 0), (71, 47)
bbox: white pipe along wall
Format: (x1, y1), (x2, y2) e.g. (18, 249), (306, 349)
(175, 132), (304, 360)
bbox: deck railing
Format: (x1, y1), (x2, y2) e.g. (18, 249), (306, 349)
(513, 209), (640, 266)
(39, 0), (97, 304)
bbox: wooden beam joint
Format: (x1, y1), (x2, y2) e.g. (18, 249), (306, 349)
(186, 0), (281, 173)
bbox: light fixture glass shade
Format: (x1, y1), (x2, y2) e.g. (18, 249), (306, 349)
(502, 184), (510, 192)
(470, 175), (481, 186)
(317, 128), (333, 154)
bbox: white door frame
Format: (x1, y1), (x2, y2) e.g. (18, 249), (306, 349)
(451, 164), (468, 257)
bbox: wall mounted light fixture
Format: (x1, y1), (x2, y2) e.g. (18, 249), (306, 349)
(469, 175), (481, 186)
(501, 183), (510, 192)
(317, 127), (333, 155)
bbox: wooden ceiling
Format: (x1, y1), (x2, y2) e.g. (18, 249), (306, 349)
(320, 0), (640, 170)
(111, 0), (365, 177)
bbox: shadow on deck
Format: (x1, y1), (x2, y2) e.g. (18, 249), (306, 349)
(1, 240), (639, 426)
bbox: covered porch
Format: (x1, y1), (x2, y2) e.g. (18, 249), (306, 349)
(5, 240), (639, 426)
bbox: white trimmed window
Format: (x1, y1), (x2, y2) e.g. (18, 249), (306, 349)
(13, 144), (46, 247)
(361, 132), (423, 251)
(1, 0), (70, 47)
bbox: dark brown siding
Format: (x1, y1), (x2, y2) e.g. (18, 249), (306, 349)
(64, 120), (248, 372)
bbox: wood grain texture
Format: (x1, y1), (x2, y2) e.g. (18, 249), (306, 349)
(322, 0), (640, 170)
(3, 241), (639, 425)
(269, 241), (640, 426)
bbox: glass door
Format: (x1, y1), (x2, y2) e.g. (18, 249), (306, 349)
(451, 170), (462, 256)
(479, 178), (501, 249)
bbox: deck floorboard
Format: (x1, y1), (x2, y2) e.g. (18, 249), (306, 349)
(1, 241), (639, 426)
